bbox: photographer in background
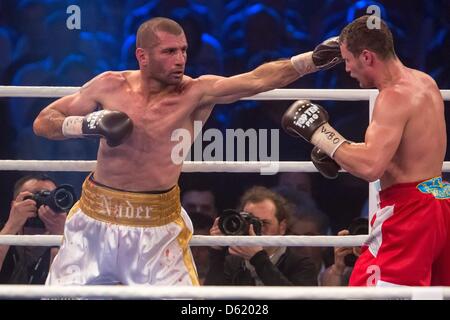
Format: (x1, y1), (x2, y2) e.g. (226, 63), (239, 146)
(0, 174), (71, 284)
(321, 218), (368, 286)
(204, 186), (317, 286)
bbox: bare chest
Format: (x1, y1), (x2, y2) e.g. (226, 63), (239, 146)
(103, 93), (196, 144)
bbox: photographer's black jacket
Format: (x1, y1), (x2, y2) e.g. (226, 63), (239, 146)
(0, 246), (50, 284)
(204, 247), (318, 286)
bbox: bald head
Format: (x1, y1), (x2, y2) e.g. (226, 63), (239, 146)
(136, 17), (184, 49)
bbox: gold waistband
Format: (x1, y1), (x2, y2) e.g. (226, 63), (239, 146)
(79, 175), (181, 227)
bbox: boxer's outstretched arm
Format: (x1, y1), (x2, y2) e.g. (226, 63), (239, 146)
(197, 59), (302, 106)
(333, 90), (408, 181)
(33, 72), (114, 140)
(196, 37), (342, 106)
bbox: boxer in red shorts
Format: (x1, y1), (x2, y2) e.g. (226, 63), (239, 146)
(350, 177), (450, 286)
(282, 15), (449, 286)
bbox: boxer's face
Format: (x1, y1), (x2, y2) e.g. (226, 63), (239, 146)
(340, 43), (374, 88)
(139, 31), (187, 85)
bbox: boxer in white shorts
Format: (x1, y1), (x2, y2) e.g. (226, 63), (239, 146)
(33, 17), (341, 286)
(46, 175), (198, 285)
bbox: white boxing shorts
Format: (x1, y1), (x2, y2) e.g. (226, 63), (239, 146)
(46, 173), (199, 286)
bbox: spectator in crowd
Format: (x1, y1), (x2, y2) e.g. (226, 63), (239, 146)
(321, 218), (368, 286)
(0, 174), (67, 284)
(190, 212), (214, 285)
(182, 188), (218, 219)
(204, 186), (317, 286)
(320, 229), (354, 286)
(288, 209), (332, 282)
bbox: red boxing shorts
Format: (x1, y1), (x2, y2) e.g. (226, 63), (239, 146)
(349, 177), (450, 286)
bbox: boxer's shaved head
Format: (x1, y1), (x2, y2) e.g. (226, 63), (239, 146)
(136, 17), (185, 49)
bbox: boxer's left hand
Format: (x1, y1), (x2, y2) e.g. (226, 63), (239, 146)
(282, 100), (348, 158)
(290, 37), (343, 75)
(312, 37), (343, 70)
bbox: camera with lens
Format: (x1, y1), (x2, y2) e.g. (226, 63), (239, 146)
(344, 217), (369, 267)
(218, 209), (263, 236)
(24, 184), (77, 228)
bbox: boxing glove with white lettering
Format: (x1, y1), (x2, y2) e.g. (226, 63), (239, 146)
(281, 100), (347, 158)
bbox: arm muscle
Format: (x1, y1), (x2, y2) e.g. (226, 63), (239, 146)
(334, 90), (409, 181)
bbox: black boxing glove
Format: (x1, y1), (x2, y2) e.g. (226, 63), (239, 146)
(62, 110), (133, 147)
(312, 36), (343, 70)
(282, 100), (347, 158)
(290, 37), (343, 74)
(311, 146), (341, 179)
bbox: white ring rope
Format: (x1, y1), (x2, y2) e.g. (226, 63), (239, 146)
(0, 160), (97, 172)
(1, 160), (450, 173)
(0, 86), (78, 97)
(1, 86), (450, 100)
(0, 285), (448, 299)
(0, 160), (321, 172)
(0, 234), (368, 247)
(1, 86), (448, 299)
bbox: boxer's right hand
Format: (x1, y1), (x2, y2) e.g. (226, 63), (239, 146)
(311, 146), (341, 179)
(62, 110), (133, 147)
(281, 100), (347, 158)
